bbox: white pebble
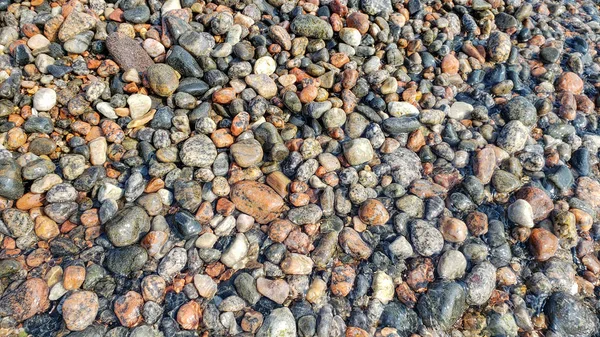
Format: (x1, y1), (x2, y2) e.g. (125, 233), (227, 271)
(508, 199), (534, 228)
(33, 88), (57, 112)
(254, 56), (276, 75)
(127, 94), (152, 119)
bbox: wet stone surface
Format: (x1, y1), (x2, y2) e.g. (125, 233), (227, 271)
(1, 0), (600, 336)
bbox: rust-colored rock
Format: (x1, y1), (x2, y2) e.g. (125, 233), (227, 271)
(114, 291), (144, 328)
(0, 278), (49, 321)
(230, 180), (286, 224)
(177, 300), (202, 330)
(556, 71), (584, 94)
(62, 291), (98, 331)
(358, 199), (390, 226)
(63, 265), (86, 290)
(529, 228), (558, 261)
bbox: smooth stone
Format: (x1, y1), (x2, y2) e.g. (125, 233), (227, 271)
(291, 15), (333, 40)
(33, 88), (57, 111)
(180, 134), (217, 167)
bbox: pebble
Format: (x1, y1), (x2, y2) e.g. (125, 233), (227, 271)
(147, 64), (179, 97)
(180, 134), (217, 167)
(343, 138), (374, 166)
(33, 88), (56, 111)
(508, 199), (534, 228)
(291, 15), (333, 40)
(127, 94), (152, 119)
(62, 291), (98, 331)
(231, 181), (286, 224)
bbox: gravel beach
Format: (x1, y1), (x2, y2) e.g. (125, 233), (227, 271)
(1, 0), (600, 336)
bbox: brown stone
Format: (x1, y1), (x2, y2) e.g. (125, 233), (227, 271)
(465, 211), (488, 236)
(529, 228), (558, 261)
(230, 180), (286, 224)
(395, 282), (417, 308)
(268, 219), (295, 242)
(439, 217), (468, 243)
(409, 179), (447, 198)
(266, 171), (291, 198)
(556, 71), (584, 94)
(177, 300), (202, 330)
(213, 87), (237, 104)
(44, 15), (64, 41)
(358, 199), (390, 226)
(346, 12), (369, 34)
(346, 327), (370, 337)
(280, 253), (313, 274)
(141, 231), (168, 256)
(241, 311), (263, 333)
(114, 291), (144, 328)
(571, 208), (594, 231)
(406, 258), (435, 293)
(339, 227), (372, 260)
(441, 54), (459, 75)
(62, 291), (98, 331)
(284, 229), (312, 254)
(406, 129), (425, 152)
(15, 192), (43, 211)
(516, 186), (554, 221)
(106, 32), (154, 72)
(63, 265), (86, 290)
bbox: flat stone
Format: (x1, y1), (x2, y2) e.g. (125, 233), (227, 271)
(106, 32), (154, 72)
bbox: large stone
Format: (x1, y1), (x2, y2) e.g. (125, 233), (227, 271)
(0, 159), (24, 200)
(106, 245), (148, 276)
(290, 15), (333, 40)
(180, 134), (217, 167)
(106, 32), (154, 72)
(147, 64), (179, 97)
(383, 147), (422, 187)
(0, 278), (49, 321)
(105, 206), (150, 247)
(62, 291), (99, 331)
(256, 307), (296, 337)
(343, 138), (374, 166)
(245, 74), (277, 99)
(230, 180), (286, 224)
(58, 11), (96, 42)
(545, 292), (599, 337)
(417, 281), (467, 330)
